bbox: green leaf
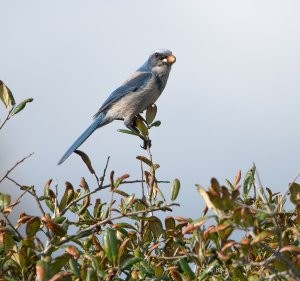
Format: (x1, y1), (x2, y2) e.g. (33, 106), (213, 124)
(50, 254), (71, 275)
(36, 260), (51, 281)
(290, 182), (300, 205)
(78, 177), (91, 215)
(103, 228), (118, 266)
(243, 165), (256, 199)
(84, 253), (104, 278)
(178, 258), (195, 280)
(165, 216), (176, 231)
(0, 192), (11, 211)
(0, 81), (15, 109)
(0, 233), (15, 254)
(146, 104), (157, 124)
(44, 179), (55, 212)
(26, 217), (41, 237)
(225, 179), (234, 190)
(121, 257), (143, 270)
(117, 129), (139, 136)
(11, 98), (33, 116)
(251, 231), (270, 244)
(241, 207), (254, 227)
(150, 120), (161, 127)
(93, 199), (106, 219)
(198, 260), (219, 280)
(248, 275), (260, 281)
(59, 182), (74, 211)
(148, 216), (164, 241)
(123, 193), (135, 210)
(74, 150), (95, 174)
(69, 258), (80, 278)
(171, 178), (180, 201)
(21, 237), (35, 249)
(136, 119), (148, 136)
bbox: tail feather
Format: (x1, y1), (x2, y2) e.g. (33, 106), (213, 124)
(57, 115), (108, 165)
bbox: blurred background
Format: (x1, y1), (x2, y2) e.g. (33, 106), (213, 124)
(1, 0), (300, 219)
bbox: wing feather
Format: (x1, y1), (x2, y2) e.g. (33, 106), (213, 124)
(94, 72), (153, 118)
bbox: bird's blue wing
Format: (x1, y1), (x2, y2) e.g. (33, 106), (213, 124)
(94, 72), (153, 118)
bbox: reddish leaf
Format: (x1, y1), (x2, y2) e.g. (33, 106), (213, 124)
(233, 170), (242, 186)
(65, 245), (81, 259)
(42, 216), (66, 237)
(74, 150), (95, 174)
(182, 221), (204, 234)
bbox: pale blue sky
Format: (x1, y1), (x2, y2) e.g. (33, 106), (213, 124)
(1, 1), (300, 218)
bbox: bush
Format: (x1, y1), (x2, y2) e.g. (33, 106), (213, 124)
(1, 81), (300, 281)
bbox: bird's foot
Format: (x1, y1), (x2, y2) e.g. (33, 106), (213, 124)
(141, 138), (152, 150)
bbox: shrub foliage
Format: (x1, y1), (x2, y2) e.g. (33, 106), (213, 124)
(1, 81), (300, 281)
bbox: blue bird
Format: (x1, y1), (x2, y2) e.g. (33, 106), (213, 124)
(58, 49), (176, 165)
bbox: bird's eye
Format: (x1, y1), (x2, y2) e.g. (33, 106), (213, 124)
(155, 52), (160, 58)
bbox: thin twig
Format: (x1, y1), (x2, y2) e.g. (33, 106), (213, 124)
(236, 201), (271, 214)
(99, 156), (110, 187)
(140, 160), (145, 200)
(6, 176), (52, 239)
(155, 255), (189, 260)
(31, 186), (47, 217)
(260, 243), (300, 279)
(122, 180), (169, 185)
(0, 153), (34, 183)
(6, 177), (46, 217)
(263, 271), (295, 281)
(147, 145), (155, 203)
(7, 187), (33, 211)
(1, 211), (23, 240)
(275, 169), (300, 213)
(6, 176), (24, 189)
(0, 107), (14, 130)
(93, 157), (109, 188)
(255, 166), (283, 249)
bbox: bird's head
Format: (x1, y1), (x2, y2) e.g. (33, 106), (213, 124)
(147, 49), (176, 75)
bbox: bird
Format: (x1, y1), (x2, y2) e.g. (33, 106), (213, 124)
(57, 49), (176, 165)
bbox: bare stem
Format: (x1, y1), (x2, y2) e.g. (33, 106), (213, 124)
(1, 211), (23, 240)
(0, 153), (34, 183)
(140, 160), (145, 200)
(0, 107), (14, 130)
(255, 166), (283, 249)
(275, 169), (300, 213)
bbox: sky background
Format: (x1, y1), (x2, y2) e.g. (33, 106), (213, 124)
(1, 1), (300, 219)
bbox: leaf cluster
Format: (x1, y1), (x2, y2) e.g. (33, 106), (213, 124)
(1, 82), (300, 281)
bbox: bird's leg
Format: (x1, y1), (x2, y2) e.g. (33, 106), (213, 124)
(142, 138), (152, 150)
(136, 114), (146, 123)
(135, 115), (152, 149)
(126, 117), (151, 150)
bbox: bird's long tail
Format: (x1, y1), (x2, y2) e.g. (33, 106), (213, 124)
(57, 114), (109, 165)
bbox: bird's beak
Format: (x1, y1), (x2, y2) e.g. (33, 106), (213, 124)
(167, 55), (176, 65)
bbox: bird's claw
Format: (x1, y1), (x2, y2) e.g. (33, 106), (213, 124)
(141, 139), (152, 150)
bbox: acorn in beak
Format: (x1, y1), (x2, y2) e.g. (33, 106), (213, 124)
(162, 54), (176, 65)
(167, 55), (176, 64)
